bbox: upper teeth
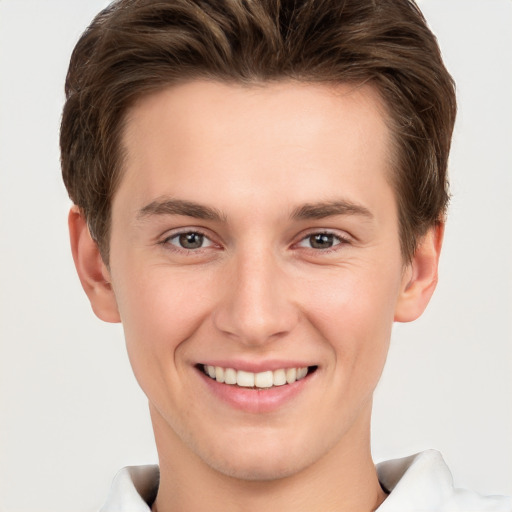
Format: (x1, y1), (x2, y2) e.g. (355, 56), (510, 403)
(203, 365), (309, 388)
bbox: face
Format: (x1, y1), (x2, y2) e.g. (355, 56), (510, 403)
(78, 81), (437, 481)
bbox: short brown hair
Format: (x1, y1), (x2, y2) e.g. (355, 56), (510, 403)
(61, 0), (456, 262)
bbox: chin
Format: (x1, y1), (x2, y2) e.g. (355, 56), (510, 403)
(195, 432), (324, 482)
(206, 452), (306, 482)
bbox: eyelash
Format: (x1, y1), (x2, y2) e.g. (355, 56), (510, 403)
(295, 231), (351, 253)
(160, 229), (217, 253)
(159, 228), (351, 255)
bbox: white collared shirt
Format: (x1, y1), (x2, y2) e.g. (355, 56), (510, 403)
(99, 450), (512, 511)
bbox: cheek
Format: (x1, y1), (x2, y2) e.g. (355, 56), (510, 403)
(299, 263), (400, 379)
(300, 261), (401, 331)
(112, 265), (216, 375)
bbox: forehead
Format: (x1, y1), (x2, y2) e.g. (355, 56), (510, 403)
(123, 80), (390, 153)
(117, 80), (394, 218)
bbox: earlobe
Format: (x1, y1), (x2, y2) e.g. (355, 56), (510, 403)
(394, 223), (444, 323)
(68, 206), (121, 323)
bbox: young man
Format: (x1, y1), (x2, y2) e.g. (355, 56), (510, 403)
(60, 0), (511, 511)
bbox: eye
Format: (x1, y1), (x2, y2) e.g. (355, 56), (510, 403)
(166, 231), (214, 250)
(297, 232), (345, 250)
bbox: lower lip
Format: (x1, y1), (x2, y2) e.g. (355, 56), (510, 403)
(198, 368), (314, 413)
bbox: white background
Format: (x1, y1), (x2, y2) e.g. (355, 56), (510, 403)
(0, 1), (511, 511)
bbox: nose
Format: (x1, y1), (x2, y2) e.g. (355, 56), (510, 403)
(212, 248), (300, 346)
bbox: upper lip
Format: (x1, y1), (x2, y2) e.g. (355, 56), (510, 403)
(198, 360), (316, 373)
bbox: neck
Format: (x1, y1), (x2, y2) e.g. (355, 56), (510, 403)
(150, 404), (386, 512)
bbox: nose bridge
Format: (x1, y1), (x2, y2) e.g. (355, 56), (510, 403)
(213, 244), (298, 344)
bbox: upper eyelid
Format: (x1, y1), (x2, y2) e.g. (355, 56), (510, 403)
(161, 226), (215, 241)
(295, 228), (352, 242)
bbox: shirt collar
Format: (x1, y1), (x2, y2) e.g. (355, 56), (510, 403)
(376, 449), (454, 511)
(100, 450), (511, 512)
(99, 464), (158, 512)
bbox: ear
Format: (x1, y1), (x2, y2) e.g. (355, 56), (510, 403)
(68, 206), (121, 323)
(394, 223), (444, 322)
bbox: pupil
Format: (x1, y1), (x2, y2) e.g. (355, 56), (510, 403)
(310, 233), (333, 249)
(179, 232), (203, 249)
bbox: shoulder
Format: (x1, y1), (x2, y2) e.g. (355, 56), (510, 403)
(376, 450), (512, 512)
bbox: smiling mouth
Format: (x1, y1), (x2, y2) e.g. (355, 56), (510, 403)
(200, 364), (317, 389)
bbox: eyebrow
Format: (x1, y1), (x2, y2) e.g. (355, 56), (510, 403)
(290, 200), (374, 220)
(137, 197), (373, 223)
(137, 198), (226, 222)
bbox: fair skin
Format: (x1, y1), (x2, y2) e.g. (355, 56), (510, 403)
(69, 81), (442, 512)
